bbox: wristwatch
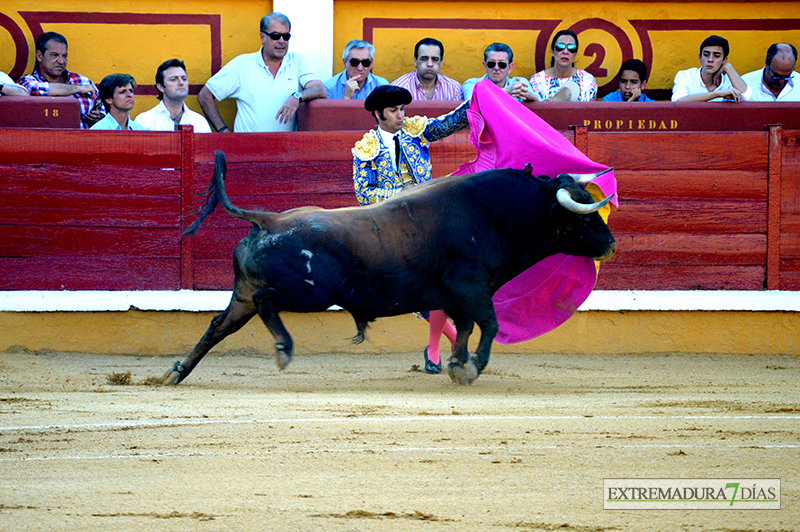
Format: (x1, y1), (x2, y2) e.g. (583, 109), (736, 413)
(292, 91), (303, 102)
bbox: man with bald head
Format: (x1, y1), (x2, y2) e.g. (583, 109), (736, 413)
(742, 43), (800, 101)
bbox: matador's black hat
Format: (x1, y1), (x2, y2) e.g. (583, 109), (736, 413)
(364, 85), (412, 112)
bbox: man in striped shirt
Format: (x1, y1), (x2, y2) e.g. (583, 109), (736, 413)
(18, 32), (104, 129)
(391, 38), (463, 101)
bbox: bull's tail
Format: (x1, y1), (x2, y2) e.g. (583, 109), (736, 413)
(183, 151), (274, 236)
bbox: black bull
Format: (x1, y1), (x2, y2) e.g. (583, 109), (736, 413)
(162, 151), (616, 385)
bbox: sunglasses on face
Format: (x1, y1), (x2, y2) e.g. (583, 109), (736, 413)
(264, 31), (291, 41)
(349, 58), (372, 68)
(554, 43), (578, 53)
(486, 61), (508, 69)
(767, 65), (791, 82)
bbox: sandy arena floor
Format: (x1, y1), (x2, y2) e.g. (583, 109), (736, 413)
(0, 349), (798, 531)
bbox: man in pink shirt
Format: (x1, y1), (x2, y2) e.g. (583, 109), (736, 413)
(391, 38), (463, 101)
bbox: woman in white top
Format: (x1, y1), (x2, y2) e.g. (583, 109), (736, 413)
(529, 30), (597, 102)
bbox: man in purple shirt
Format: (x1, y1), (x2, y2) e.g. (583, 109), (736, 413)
(391, 37), (463, 101)
(18, 32), (104, 128)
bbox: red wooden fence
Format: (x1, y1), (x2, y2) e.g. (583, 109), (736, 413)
(1, 124), (798, 292)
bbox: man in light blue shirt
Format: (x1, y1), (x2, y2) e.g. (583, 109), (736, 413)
(324, 40), (388, 100)
(91, 73), (146, 130)
(461, 42), (534, 102)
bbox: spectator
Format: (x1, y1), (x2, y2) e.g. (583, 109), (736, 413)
(529, 30), (597, 102)
(91, 74), (145, 130)
(672, 35), (751, 103)
(198, 12), (325, 132)
(352, 85), (469, 374)
(134, 59), (212, 132)
(0, 72), (30, 96)
(601, 59), (656, 102)
(741, 43), (799, 102)
(324, 40), (388, 100)
(18, 32), (104, 128)
(462, 43), (534, 101)
(391, 38), (463, 101)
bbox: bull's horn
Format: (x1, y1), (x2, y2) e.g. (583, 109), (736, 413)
(556, 189), (615, 214)
(559, 167), (614, 185)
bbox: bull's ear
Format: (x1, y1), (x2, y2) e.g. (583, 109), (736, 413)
(557, 167), (613, 186)
(556, 189), (615, 214)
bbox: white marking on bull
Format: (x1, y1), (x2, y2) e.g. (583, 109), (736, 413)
(301, 250), (313, 273)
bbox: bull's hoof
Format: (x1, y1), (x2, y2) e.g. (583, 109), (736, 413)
(160, 370), (181, 386)
(275, 344), (292, 370)
(160, 360), (185, 385)
(447, 357), (479, 385)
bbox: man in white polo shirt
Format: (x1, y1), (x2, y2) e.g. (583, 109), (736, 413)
(197, 12), (326, 132)
(134, 59), (212, 132)
(742, 43), (800, 102)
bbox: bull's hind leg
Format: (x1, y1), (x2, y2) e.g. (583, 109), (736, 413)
(161, 296), (257, 385)
(252, 289), (294, 370)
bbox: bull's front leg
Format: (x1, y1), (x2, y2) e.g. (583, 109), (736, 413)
(445, 318), (479, 385)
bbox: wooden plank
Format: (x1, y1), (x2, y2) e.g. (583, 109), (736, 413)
(0, 226), (179, 257)
(2, 165), (182, 196)
(573, 125), (589, 155)
(192, 259), (234, 290)
(0, 192), (179, 227)
(595, 264), (765, 291)
(782, 130), (800, 168)
(607, 199), (767, 234)
(615, 169), (767, 201)
(586, 131), (769, 171)
(0, 257), (180, 290)
(780, 259), (800, 290)
(768, 126), (782, 290)
(194, 131), (363, 163)
(180, 125), (195, 290)
(0, 129), (181, 167)
(610, 233), (765, 265)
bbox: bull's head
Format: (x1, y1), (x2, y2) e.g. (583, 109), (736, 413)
(551, 169), (616, 262)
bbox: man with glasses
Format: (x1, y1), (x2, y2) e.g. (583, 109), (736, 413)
(198, 12), (325, 132)
(742, 43), (799, 102)
(391, 38), (463, 101)
(324, 40), (388, 100)
(461, 42), (534, 101)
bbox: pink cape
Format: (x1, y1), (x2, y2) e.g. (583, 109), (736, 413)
(450, 79), (618, 344)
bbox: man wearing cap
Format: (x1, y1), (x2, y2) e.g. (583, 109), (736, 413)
(352, 84), (469, 374)
(353, 85), (468, 205)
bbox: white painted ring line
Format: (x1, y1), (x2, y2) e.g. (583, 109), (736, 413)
(2, 413), (798, 433)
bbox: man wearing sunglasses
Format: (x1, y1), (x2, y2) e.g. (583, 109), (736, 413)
(324, 40), (388, 100)
(198, 11), (325, 132)
(461, 43), (534, 102)
(742, 43), (799, 102)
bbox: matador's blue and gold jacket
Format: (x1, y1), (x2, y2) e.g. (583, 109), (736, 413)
(352, 101), (469, 206)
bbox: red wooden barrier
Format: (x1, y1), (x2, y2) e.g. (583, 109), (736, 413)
(0, 123), (798, 293)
